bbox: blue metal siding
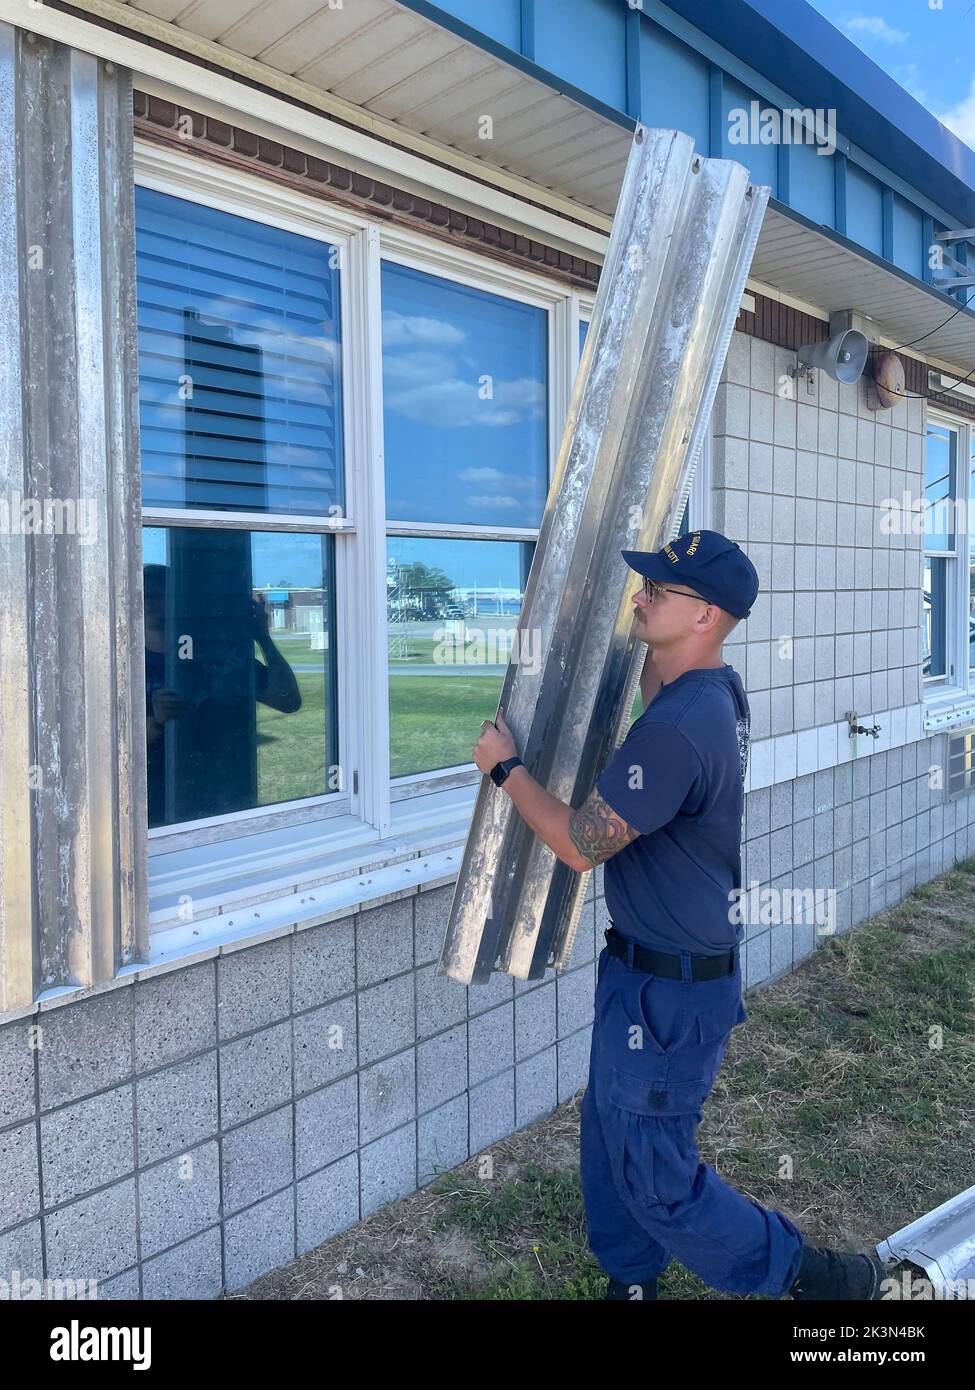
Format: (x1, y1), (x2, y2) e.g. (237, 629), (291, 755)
(722, 76), (777, 195)
(846, 164), (884, 257)
(533, 0), (627, 112)
(892, 195), (924, 277)
(638, 19), (709, 156)
(400, 0), (965, 296)
(423, 0), (522, 49)
(790, 140), (835, 228)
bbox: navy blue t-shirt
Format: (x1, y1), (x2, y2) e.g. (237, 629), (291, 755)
(595, 662), (750, 955)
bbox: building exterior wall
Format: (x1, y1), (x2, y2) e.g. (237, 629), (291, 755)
(3, 12), (975, 1304)
(4, 322), (974, 1299)
(0, 873), (602, 1298)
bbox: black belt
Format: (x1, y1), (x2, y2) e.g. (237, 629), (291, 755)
(604, 926), (737, 981)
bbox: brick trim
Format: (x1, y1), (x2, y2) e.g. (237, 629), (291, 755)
(133, 89), (600, 291)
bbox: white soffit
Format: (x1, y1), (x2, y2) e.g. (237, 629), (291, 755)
(78, 0), (631, 216)
(752, 204), (975, 376)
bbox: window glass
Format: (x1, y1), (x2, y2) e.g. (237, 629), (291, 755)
(381, 262), (548, 526)
(136, 187), (344, 516)
(924, 423), (955, 552)
(923, 555), (947, 682)
(387, 537), (534, 776)
(143, 527), (338, 827)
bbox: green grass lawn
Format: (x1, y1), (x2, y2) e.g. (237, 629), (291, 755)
(253, 638), (645, 801)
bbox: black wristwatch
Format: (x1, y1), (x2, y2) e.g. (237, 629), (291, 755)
(490, 755), (524, 787)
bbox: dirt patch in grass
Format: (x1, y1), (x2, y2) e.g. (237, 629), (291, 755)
(226, 862), (975, 1301)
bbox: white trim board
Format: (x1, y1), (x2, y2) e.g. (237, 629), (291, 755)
(0, 0), (609, 257)
(745, 703), (934, 791)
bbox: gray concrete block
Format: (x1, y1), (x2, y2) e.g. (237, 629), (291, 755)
(0, 1122), (39, 1228)
(770, 826), (793, 878)
(558, 1028), (592, 1102)
(217, 936), (291, 1040)
(356, 898), (413, 989)
(359, 1049), (416, 1144)
(45, 1178), (138, 1284)
(744, 932), (771, 990)
(770, 781), (792, 831)
(516, 1047), (557, 1128)
(414, 885), (454, 965)
(556, 965), (594, 1037)
(0, 1021), (36, 1126)
(515, 980), (556, 1061)
(296, 1074), (358, 1178)
(296, 1151), (359, 1257)
(219, 1020), (292, 1128)
(358, 974), (415, 1065)
(142, 1226), (223, 1301)
(360, 1123), (416, 1217)
(769, 922), (793, 977)
(793, 817), (814, 868)
(40, 1086), (134, 1208)
(469, 1070), (515, 1155)
(293, 915), (355, 1010)
(222, 1107), (293, 1215)
(38, 988), (133, 1110)
(134, 964), (216, 1074)
(93, 1266), (140, 1300)
(416, 961), (467, 1038)
(468, 1004), (514, 1087)
(0, 1219), (43, 1284)
(418, 1094), (468, 1187)
(417, 1024), (466, 1114)
(223, 1187), (295, 1293)
(139, 1141), (220, 1258)
(466, 968), (514, 1016)
(294, 996), (357, 1095)
(136, 1051), (218, 1167)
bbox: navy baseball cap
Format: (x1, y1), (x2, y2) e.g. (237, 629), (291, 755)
(621, 528), (759, 619)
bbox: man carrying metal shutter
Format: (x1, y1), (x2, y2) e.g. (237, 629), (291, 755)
(473, 528), (885, 1301)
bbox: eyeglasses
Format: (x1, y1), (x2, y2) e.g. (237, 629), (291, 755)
(642, 576), (708, 603)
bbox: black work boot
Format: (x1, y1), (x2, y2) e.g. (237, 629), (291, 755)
(603, 1275), (658, 1300)
(789, 1244), (886, 1300)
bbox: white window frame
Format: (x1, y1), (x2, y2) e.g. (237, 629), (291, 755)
(923, 408), (974, 724)
(133, 142), (590, 870)
(379, 231), (571, 815)
(135, 144), (369, 856)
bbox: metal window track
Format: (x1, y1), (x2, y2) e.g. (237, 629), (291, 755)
(439, 124), (769, 984)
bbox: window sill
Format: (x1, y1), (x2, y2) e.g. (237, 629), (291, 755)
(148, 780), (477, 932)
(923, 693), (975, 732)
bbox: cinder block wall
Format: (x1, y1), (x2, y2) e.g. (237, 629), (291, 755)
(0, 876), (602, 1298)
(716, 330), (975, 983)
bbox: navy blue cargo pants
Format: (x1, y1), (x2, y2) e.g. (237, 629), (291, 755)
(580, 933), (804, 1296)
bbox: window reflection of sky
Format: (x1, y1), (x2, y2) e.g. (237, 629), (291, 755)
(143, 528), (327, 591)
(381, 262), (548, 528)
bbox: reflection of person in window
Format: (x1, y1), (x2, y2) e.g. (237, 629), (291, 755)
(144, 565), (302, 826)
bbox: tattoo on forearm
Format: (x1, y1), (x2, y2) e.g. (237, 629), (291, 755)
(567, 789), (641, 866)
